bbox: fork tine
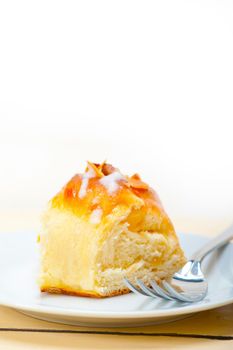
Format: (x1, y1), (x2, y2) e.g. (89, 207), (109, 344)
(124, 278), (148, 296)
(162, 280), (194, 302)
(136, 279), (166, 299)
(150, 280), (175, 301)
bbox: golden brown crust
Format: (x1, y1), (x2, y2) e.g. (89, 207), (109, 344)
(41, 287), (130, 298)
(50, 161), (174, 234)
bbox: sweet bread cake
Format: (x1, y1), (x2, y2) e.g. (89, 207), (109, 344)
(39, 162), (185, 297)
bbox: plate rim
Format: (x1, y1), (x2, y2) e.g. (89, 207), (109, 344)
(1, 294), (233, 320)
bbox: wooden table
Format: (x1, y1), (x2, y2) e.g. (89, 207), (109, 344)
(0, 211), (232, 349)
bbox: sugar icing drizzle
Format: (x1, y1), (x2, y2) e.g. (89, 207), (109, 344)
(89, 208), (102, 224)
(99, 171), (125, 194)
(78, 166), (96, 199)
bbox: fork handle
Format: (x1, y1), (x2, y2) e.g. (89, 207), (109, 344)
(191, 223), (233, 262)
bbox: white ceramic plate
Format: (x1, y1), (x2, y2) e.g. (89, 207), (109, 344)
(0, 231), (232, 327)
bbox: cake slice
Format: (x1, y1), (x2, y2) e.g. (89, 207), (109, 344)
(39, 162), (186, 297)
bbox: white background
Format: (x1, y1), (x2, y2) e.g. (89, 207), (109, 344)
(0, 1), (233, 234)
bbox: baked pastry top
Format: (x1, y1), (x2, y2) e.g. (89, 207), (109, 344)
(39, 162), (186, 297)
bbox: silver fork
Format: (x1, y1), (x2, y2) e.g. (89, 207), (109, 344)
(124, 224), (233, 302)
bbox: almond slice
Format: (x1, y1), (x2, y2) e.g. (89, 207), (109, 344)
(102, 163), (117, 176)
(131, 173), (141, 180)
(128, 176), (149, 190)
(86, 161), (104, 177)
